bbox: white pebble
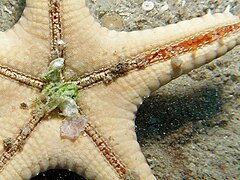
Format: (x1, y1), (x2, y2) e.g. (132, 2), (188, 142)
(61, 115), (88, 140)
(50, 58), (64, 69)
(142, 1), (155, 11)
(161, 2), (169, 12)
(59, 98), (79, 117)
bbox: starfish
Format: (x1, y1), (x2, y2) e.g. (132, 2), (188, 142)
(0, 0), (239, 179)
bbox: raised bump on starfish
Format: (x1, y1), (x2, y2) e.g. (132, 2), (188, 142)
(0, 0), (239, 179)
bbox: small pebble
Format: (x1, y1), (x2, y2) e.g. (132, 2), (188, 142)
(20, 102), (28, 109)
(60, 115), (88, 140)
(161, 2), (169, 12)
(101, 14), (123, 31)
(142, 1), (155, 11)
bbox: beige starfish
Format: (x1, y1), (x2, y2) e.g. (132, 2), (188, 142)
(0, 0), (239, 179)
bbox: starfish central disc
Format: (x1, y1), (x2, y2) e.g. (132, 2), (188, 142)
(34, 55), (86, 140)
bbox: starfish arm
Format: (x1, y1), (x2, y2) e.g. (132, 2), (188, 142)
(0, 0), (50, 77)
(63, 3), (240, 79)
(77, 11), (240, 179)
(78, 80), (159, 179)
(103, 12), (240, 95)
(113, 13), (240, 97)
(73, 11), (240, 89)
(108, 12), (240, 65)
